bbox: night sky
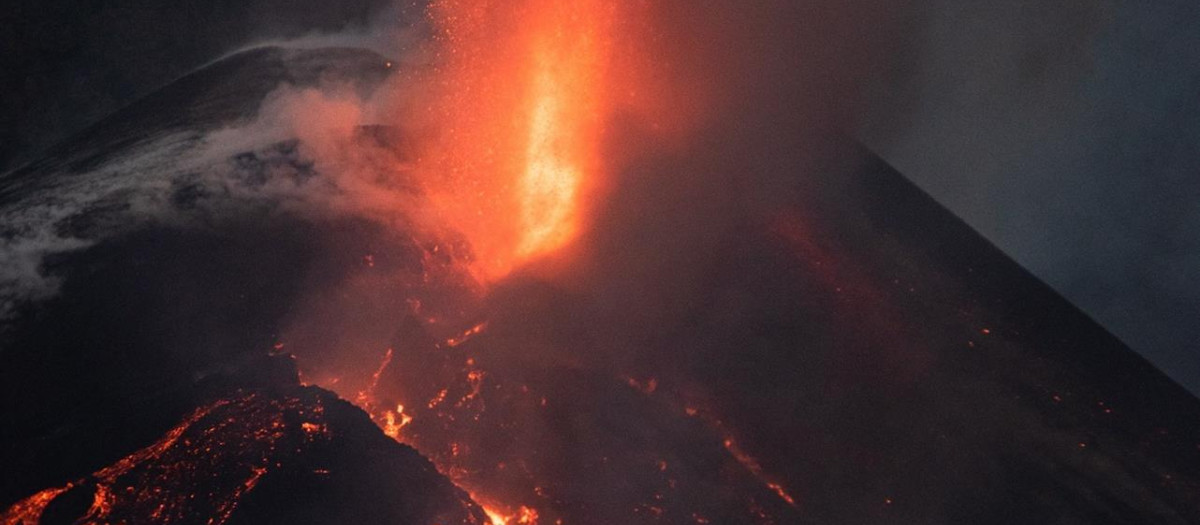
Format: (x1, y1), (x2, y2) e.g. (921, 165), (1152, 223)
(861, 0), (1200, 393)
(4, 0), (1199, 393)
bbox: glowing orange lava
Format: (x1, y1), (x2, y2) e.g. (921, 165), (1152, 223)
(418, 0), (619, 279)
(483, 504), (539, 525)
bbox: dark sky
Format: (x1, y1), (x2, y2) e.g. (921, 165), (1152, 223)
(3, 0), (1199, 393)
(862, 0), (1200, 394)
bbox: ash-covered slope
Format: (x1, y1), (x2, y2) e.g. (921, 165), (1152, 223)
(2, 383), (488, 525)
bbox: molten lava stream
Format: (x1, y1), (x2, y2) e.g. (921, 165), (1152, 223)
(353, 343), (543, 525)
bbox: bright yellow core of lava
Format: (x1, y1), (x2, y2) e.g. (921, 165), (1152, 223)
(517, 54), (581, 258)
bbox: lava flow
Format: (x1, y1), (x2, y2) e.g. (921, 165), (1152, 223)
(336, 309), (806, 525)
(417, 0), (619, 279)
(0, 388), (489, 525)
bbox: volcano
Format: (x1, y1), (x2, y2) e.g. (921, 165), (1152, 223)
(3, 45), (1200, 525)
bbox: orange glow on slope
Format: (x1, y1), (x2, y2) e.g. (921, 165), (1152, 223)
(0, 486), (70, 525)
(382, 404), (413, 440)
(483, 504), (539, 525)
(346, 328), (550, 524)
(418, 0), (620, 279)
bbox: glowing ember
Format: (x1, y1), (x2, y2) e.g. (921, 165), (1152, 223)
(722, 436), (799, 509)
(485, 507), (508, 525)
(355, 347), (394, 407)
(446, 321), (490, 347)
(382, 404), (413, 439)
(483, 504), (540, 525)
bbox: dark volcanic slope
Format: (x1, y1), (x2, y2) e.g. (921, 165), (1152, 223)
(598, 136), (1200, 523)
(2, 384), (488, 525)
(408, 132), (1200, 524)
